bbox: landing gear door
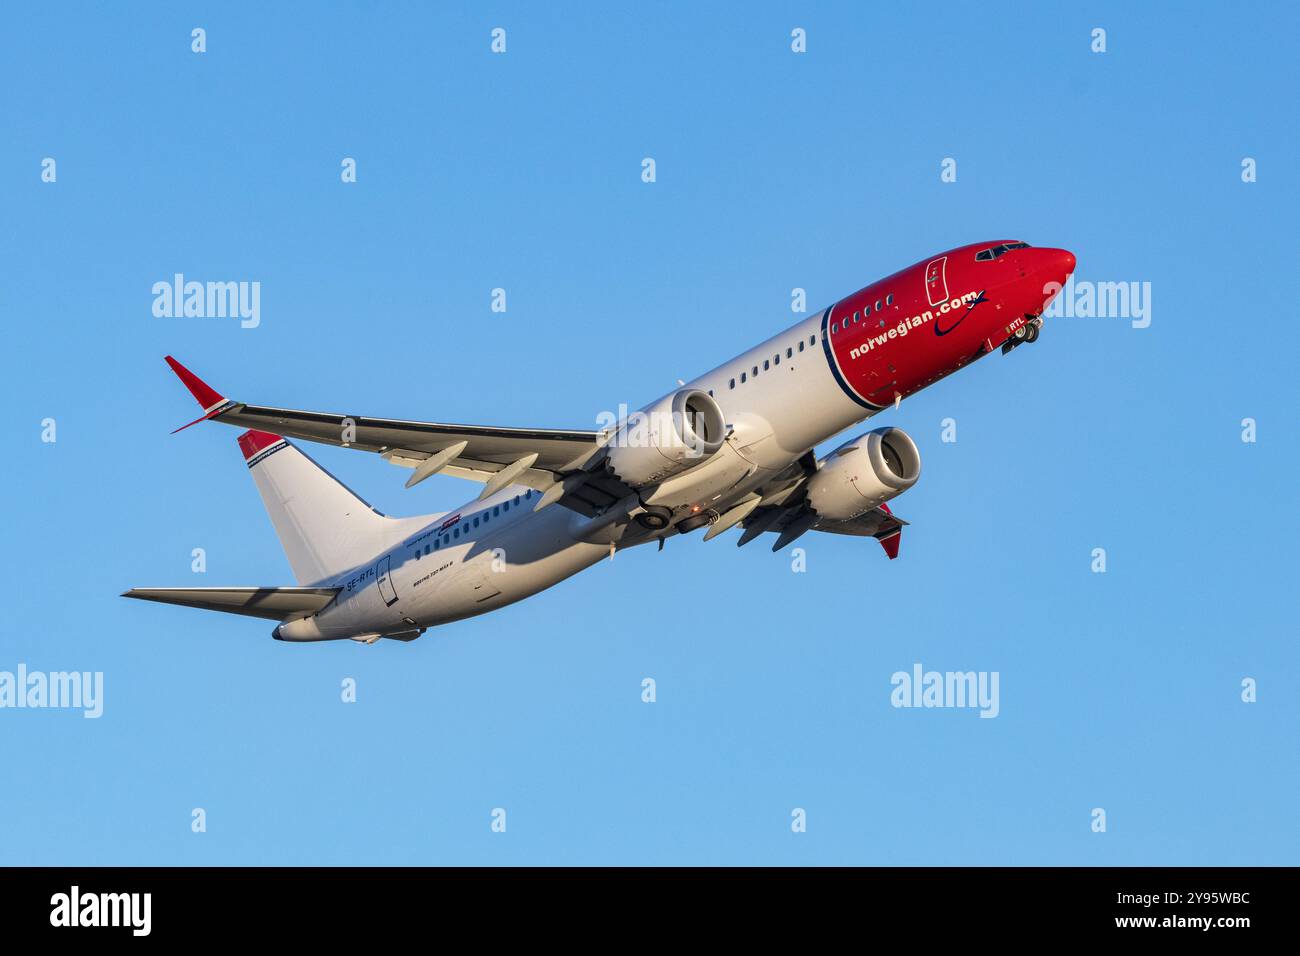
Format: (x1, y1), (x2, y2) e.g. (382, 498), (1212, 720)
(925, 256), (949, 308)
(377, 555), (398, 606)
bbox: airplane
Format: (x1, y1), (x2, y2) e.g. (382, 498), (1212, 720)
(124, 240), (1076, 643)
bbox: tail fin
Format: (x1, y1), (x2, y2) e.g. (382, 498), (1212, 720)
(238, 430), (399, 585)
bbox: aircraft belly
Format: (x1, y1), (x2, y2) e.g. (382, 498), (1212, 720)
(418, 508), (607, 625)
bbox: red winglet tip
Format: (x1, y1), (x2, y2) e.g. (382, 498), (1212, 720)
(878, 531), (901, 560)
(237, 430), (284, 461)
(165, 356), (225, 411)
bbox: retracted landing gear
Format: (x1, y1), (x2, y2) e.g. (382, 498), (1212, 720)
(635, 506), (672, 531)
(1002, 316), (1043, 354)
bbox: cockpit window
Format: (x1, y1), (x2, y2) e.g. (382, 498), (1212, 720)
(974, 241), (1031, 262)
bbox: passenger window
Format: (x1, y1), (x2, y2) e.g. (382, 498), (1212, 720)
(762, 359), (769, 371)
(773, 353), (780, 365)
(493, 506), (500, 516)
(798, 341), (804, 352)
(752, 365), (758, 376)
(886, 293), (894, 305)
(434, 540), (440, 550)
(810, 334), (816, 345)
(786, 347), (792, 358)
(453, 527), (460, 538)
(831, 322), (838, 334)
(729, 377), (736, 389)
(424, 545), (431, 554)
(875, 300), (882, 310)
(513, 495), (521, 505)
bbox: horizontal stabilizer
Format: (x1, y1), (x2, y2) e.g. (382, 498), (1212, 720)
(121, 587), (340, 621)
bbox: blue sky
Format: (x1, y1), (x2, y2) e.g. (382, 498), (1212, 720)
(1, 1), (1296, 865)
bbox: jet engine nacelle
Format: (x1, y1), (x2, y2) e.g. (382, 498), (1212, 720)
(604, 388), (727, 485)
(806, 427), (921, 520)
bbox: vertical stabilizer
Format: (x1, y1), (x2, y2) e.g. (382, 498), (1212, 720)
(237, 430), (400, 584)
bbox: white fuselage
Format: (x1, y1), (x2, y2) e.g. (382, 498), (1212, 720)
(292, 310), (872, 639)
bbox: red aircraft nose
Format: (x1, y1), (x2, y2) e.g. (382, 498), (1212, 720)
(1042, 247), (1076, 276)
(1029, 248), (1076, 315)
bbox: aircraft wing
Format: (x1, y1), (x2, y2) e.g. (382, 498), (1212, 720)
(163, 356), (635, 515)
(121, 587), (341, 621)
(736, 501), (907, 558)
(733, 455), (909, 559)
(211, 403), (598, 475)
(809, 505), (907, 558)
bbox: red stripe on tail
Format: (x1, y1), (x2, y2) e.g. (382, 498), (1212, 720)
(238, 430), (284, 461)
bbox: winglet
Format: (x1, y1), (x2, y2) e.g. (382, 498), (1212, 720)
(877, 530), (902, 560)
(165, 356), (226, 411)
(165, 356), (232, 433)
(876, 502), (901, 559)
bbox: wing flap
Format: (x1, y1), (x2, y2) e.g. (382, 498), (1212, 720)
(121, 587), (340, 621)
